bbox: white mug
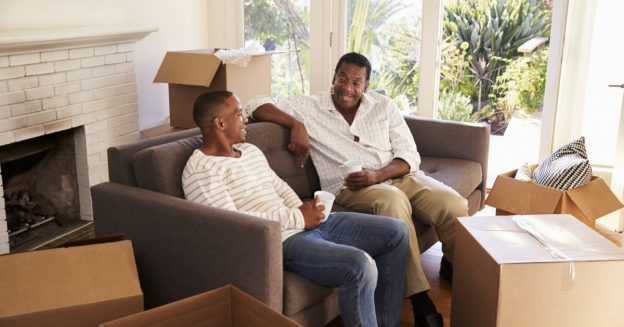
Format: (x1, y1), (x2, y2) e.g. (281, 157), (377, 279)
(340, 159), (362, 176)
(314, 190), (335, 222)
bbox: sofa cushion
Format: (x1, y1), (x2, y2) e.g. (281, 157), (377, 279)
(419, 157), (482, 198)
(132, 135), (203, 197)
(245, 122), (320, 200)
(108, 128), (201, 186)
(282, 271), (335, 316)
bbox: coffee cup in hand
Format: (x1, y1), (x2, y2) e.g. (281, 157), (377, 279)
(314, 190), (335, 222)
(340, 159), (362, 176)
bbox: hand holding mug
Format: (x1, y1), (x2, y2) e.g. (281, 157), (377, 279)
(340, 159), (362, 177)
(314, 190), (335, 222)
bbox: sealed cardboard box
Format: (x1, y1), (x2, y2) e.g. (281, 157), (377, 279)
(0, 240), (143, 327)
(451, 214), (624, 327)
(101, 284), (301, 327)
(154, 49), (273, 129)
(485, 168), (623, 227)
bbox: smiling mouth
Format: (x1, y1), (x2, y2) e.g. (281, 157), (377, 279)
(340, 94), (355, 101)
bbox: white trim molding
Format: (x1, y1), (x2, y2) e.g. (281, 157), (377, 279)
(417, 0), (443, 118)
(0, 25), (157, 55)
(310, 0), (345, 94)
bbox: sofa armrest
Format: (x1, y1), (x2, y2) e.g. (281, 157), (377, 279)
(404, 115), (490, 206)
(91, 182), (284, 312)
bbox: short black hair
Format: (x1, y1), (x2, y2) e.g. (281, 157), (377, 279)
(334, 52), (372, 81)
(193, 90), (234, 128)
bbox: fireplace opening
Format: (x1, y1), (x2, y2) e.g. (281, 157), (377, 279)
(1, 128), (87, 253)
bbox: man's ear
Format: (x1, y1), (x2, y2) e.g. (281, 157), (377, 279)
(213, 117), (224, 130)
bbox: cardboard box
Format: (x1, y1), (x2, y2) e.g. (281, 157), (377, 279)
(100, 284), (301, 327)
(0, 240), (143, 327)
(485, 168), (623, 227)
(451, 214), (624, 327)
(154, 49), (273, 129)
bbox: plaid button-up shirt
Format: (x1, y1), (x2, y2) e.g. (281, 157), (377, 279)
(245, 92), (421, 196)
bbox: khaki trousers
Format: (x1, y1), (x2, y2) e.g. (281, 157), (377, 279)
(334, 172), (468, 295)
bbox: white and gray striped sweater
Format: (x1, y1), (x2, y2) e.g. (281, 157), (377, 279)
(182, 143), (305, 241)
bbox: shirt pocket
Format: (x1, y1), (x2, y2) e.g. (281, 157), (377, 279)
(356, 120), (391, 151)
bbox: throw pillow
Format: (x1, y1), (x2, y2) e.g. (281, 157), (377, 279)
(532, 136), (592, 190)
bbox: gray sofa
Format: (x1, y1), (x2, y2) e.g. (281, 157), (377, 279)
(92, 116), (489, 326)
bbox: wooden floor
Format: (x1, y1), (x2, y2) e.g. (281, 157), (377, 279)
(326, 241), (452, 327)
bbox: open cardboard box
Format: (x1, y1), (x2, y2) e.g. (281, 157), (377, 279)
(154, 48), (273, 129)
(485, 167), (623, 227)
(0, 240), (143, 327)
(100, 284), (301, 327)
(451, 214), (624, 327)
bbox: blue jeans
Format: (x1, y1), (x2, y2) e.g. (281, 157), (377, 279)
(282, 212), (409, 327)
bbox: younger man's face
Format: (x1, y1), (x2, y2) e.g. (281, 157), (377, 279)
(221, 95), (248, 143)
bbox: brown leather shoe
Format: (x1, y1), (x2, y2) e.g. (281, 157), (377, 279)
(416, 312), (443, 327)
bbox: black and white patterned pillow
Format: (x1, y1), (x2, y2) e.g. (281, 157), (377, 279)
(532, 137), (592, 190)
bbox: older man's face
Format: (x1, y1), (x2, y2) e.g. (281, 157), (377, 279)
(331, 62), (369, 112)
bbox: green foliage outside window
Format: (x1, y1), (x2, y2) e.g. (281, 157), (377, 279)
(439, 39), (477, 100)
(438, 91), (475, 122)
(490, 49), (549, 116)
(443, 0), (551, 112)
(244, 0), (290, 49)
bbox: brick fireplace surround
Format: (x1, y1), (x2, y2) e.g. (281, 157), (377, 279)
(0, 25), (155, 254)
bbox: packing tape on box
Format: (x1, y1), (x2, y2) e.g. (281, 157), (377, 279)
(512, 216), (576, 290)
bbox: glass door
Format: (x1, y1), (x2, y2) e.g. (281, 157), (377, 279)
(438, 0), (553, 187)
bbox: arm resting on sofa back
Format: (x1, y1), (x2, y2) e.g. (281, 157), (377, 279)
(91, 182), (284, 311)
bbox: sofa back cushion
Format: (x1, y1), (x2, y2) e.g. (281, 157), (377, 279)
(131, 122), (320, 199)
(108, 128), (201, 186)
(133, 135), (203, 197)
(244, 122), (320, 200)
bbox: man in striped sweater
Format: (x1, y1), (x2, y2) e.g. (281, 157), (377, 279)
(182, 90), (410, 327)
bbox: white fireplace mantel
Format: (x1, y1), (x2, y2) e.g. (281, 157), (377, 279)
(0, 24), (157, 55)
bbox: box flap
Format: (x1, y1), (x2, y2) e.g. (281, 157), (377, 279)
(153, 51), (222, 87)
(231, 286), (301, 327)
(458, 215), (624, 264)
(485, 171), (562, 214)
(566, 177), (624, 220)
(100, 285), (301, 327)
(0, 240), (142, 317)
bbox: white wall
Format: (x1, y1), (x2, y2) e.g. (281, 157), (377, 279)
(0, 0), (215, 130)
(578, 0), (624, 166)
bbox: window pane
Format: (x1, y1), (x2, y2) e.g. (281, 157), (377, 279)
(346, 0), (423, 114)
(440, 0), (553, 186)
(244, 0), (310, 97)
